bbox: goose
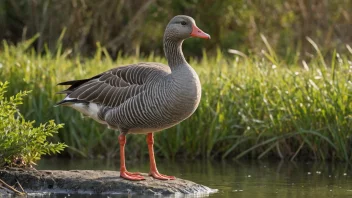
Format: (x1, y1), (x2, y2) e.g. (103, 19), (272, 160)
(57, 15), (210, 181)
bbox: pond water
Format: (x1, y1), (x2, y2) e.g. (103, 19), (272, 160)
(36, 158), (352, 198)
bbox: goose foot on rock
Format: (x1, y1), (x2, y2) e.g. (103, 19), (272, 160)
(120, 170), (145, 181)
(149, 171), (176, 180)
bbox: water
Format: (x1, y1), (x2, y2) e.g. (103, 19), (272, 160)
(36, 159), (352, 198)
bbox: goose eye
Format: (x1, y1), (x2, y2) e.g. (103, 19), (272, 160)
(181, 21), (187, 25)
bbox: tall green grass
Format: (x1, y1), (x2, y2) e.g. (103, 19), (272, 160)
(1, 38), (351, 161)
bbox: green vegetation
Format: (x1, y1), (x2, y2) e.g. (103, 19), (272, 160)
(0, 81), (66, 168)
(0, 36), (351, 161)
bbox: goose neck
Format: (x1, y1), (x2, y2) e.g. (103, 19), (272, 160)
(163, 38), (187, 70)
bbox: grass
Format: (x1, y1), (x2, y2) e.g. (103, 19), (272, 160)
(1, 37), (351, 161)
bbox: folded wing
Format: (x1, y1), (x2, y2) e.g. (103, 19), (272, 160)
(56, 63), (169, 108)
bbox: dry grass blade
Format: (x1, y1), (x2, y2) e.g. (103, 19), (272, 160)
(228, 49), (248, 58)
(260, 34), (279, 65)
(346, 44), (352, 54)
(16, 179), (25, 194)
(0, 179), (25, 195)
(306, 37), (327, 68)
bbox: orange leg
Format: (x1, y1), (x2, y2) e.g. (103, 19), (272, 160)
(118, 134), (145, 180)
(147, 133), (176, 180)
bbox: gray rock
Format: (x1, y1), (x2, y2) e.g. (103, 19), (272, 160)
(0, 169), (217, 196)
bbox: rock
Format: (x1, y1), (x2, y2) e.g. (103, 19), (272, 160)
(0, 169), (217, 196)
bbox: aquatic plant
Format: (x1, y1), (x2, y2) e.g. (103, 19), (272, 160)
(0, 37), (351, 161)
(0, 81), (66, 167)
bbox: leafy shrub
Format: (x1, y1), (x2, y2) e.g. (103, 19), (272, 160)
(0, 81), (66, 167)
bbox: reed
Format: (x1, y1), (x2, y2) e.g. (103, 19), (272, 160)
(1, 38), (351, 161)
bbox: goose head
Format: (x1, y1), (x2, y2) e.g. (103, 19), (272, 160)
(164, 15), (210, 41)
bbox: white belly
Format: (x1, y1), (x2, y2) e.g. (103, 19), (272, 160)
(70, 103), (107, 125)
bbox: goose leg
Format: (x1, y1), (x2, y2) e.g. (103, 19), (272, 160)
(147, 133), (176, 180)
(118, 134), (145, 180)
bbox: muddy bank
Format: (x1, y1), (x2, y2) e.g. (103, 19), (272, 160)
(0, 169), (216, 196)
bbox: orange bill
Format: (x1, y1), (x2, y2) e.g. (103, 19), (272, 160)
(190, 25), (211, 39)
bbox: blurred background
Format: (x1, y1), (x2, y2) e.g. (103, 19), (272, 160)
(0, 0), (351, 58)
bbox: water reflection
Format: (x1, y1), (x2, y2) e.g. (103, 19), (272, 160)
(37, 159), (352, 198)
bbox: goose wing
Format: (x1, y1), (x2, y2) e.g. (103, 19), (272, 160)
(56, 63), (169, 107)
